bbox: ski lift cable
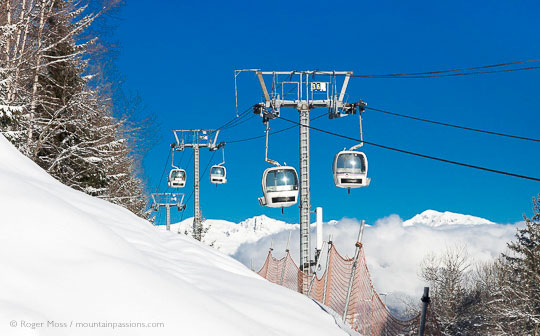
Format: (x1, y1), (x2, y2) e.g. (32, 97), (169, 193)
(220, 110), (254, 130)
(351, 58), (540, 78)
(221, 113), (258, 131)
(228, 111), (327, 144)
(352, 65), (540, 78)
(216, 106), (254, 131)
(275, 115), (540, 182)
(154, 148), (172, 194)
(366, 106), (540, 142)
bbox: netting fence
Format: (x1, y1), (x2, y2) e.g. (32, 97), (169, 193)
(257, 241), (441, 335)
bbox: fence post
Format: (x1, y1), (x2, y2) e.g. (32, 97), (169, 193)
(307, 241), (327, 296)
(280, 232), (292, 286)
(322, 234), (333, 305)
(342, 220), (365, 322)
(419, 287), (430, 336)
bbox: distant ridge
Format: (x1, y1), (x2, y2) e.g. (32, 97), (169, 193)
(403, 209), (494, 227)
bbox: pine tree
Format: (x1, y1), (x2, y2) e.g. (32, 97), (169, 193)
(499, 195), (540, 334)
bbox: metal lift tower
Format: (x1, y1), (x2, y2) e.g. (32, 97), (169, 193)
(173, 129), (221, 240)
(250, 70), (360, 275)
(150, 193), (185, 230)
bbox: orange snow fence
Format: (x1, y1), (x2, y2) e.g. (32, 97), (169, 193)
(257, 243), (442, 336)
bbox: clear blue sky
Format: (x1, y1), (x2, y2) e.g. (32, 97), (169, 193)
(113, 0), (540, 225)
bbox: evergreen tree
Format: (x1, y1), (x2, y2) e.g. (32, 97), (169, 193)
(499, 195), (540, 334)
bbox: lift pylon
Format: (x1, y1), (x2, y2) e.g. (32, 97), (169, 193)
(150, 193), (185, 230)
(172, 129), (223, 241)
(246, 70), (362, 277)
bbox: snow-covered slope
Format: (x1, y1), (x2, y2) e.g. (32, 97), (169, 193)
(0, 135), (346, 336)
(167, 215), (298, 255)
(403, 209), (494, 227)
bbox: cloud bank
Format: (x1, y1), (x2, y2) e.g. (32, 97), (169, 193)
(233, 214), (522, 312)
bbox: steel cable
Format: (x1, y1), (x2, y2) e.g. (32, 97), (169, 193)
(276, 115), (540, 182)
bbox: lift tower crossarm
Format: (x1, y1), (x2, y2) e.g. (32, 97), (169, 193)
(256, 71), (351, 75)
(338, 72), (352, 102)
(256, 72), (271, 103)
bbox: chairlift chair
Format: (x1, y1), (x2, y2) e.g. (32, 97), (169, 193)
(168, 168), (186, 188)
(259, 166), (299, 208)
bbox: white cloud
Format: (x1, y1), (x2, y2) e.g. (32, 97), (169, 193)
(233, 214), (522, 313)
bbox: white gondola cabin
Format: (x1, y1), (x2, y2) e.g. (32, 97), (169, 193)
(168, 168), (186, 188)
(259, 166), (299, 208)
(333, 151), (370, 189)
(210, 165), (227, 184)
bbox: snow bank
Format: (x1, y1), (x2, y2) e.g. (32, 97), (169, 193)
(0, 135), (345, 336)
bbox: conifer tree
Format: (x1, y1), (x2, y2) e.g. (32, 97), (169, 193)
(499, 195), (540, 334)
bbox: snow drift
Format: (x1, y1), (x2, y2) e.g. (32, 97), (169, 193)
(0, 134), (346, 336)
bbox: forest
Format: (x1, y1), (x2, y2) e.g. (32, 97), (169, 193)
(0, 0), (150, 216)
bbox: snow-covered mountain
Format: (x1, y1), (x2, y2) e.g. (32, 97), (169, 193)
(403, 209), (494, 227)
(166, 215), (298, 255)
(0, 135), (347, 336)
(164, 210), (495, 257)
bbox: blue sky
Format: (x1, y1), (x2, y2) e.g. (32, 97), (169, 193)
(113, 0), (540, 225)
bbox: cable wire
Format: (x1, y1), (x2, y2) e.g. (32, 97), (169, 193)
(276, 116), (540, 182)
(216, 106), (254, 130)
(353, 65), (540, 78)
(228, 111), (327, 144)
(352, 58), (540, 78)
(366, 106), (540, 142)
(154, 148), (172, 194)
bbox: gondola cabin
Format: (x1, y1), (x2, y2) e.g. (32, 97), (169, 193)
(210, 165), (227, 184)
(259, 166), (299, 208)
(168, 168), (186, 188)
(333, 151), (370, 189)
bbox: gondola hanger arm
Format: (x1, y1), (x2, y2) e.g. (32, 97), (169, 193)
(264, 121), (281, 167)
(349, 108), (364, 151)
(170, 144), (179, 169)
(219, 145), (226, 166)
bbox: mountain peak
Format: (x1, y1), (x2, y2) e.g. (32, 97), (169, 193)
(403, 209), (494, 227)
(169, 215), (298, 255)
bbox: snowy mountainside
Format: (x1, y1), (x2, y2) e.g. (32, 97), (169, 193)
(167, 215), (298, 255)
(0, 135), (346, 336)
(165, 210), (495, 258)
(403, 209), (494, 227)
